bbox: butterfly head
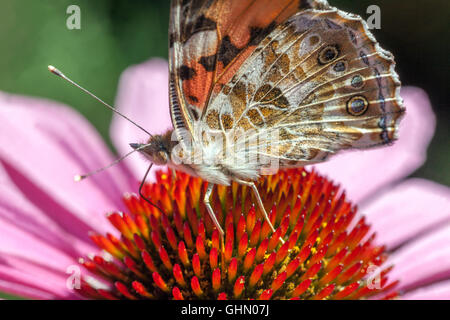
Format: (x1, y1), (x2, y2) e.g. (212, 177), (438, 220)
(130, 132), (173, 166)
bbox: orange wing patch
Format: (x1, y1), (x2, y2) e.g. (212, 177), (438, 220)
(170, 0), (326, 114)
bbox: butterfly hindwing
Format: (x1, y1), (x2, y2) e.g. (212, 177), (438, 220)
(200, 6), (404, 167)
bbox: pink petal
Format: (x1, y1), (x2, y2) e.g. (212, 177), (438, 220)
(0, 165), (97, 259)
(0, 165), (100, 299)
(0, 92), (133, 239)
(401, 280), (450, 300)
(387, 224), (450, 293)
(0, 256), (78, 299)
(0, 93), (130, 298)
(0, 279), (65, 300)
(0, 214), (83, 270)
(110, 59), (173, 180)
(312, 87), (435, 203)
(361, 178), (450, 250)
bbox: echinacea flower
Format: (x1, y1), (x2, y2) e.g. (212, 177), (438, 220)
(0, 59), (448, 299)
(78, 168), (397, 300)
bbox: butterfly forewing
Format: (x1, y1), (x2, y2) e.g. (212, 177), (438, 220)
(168, 0), (328, 137)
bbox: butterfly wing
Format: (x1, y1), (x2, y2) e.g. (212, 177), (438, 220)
(200, 5), (404, 171)
(168, 0), (328, 143)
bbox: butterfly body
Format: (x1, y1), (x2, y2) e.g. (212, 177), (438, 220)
(134, 128), (260, 185)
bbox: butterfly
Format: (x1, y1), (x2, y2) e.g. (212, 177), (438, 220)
(129, 0), (404, 240)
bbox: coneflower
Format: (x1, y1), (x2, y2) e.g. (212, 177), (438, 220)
(79, 168), (397, 300)
(0, 60), (447, 300)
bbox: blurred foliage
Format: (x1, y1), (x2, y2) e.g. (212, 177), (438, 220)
(0, 0), (448, 186)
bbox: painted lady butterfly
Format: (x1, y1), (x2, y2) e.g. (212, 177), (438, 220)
(130, 0), (404, 239)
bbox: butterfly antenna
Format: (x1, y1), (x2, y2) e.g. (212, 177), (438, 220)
(74, 145), (148, 182)
(48, 65), (152, 136)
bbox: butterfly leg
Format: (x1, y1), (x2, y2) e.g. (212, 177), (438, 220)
(204, 183), (226, 273)
(171, 168), (177, 182)
(235, 179), (285, 244)
(139, 163), (165, 216)
(204, 183), (225, 238)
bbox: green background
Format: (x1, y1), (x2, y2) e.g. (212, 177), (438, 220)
(1, 0), (449, 189)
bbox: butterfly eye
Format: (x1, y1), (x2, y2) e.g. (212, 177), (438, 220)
(347, 95), (369, 116)
(318, 45), (340, 65)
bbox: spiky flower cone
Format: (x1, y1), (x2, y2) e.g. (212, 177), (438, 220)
(78, 168), (398, 300)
